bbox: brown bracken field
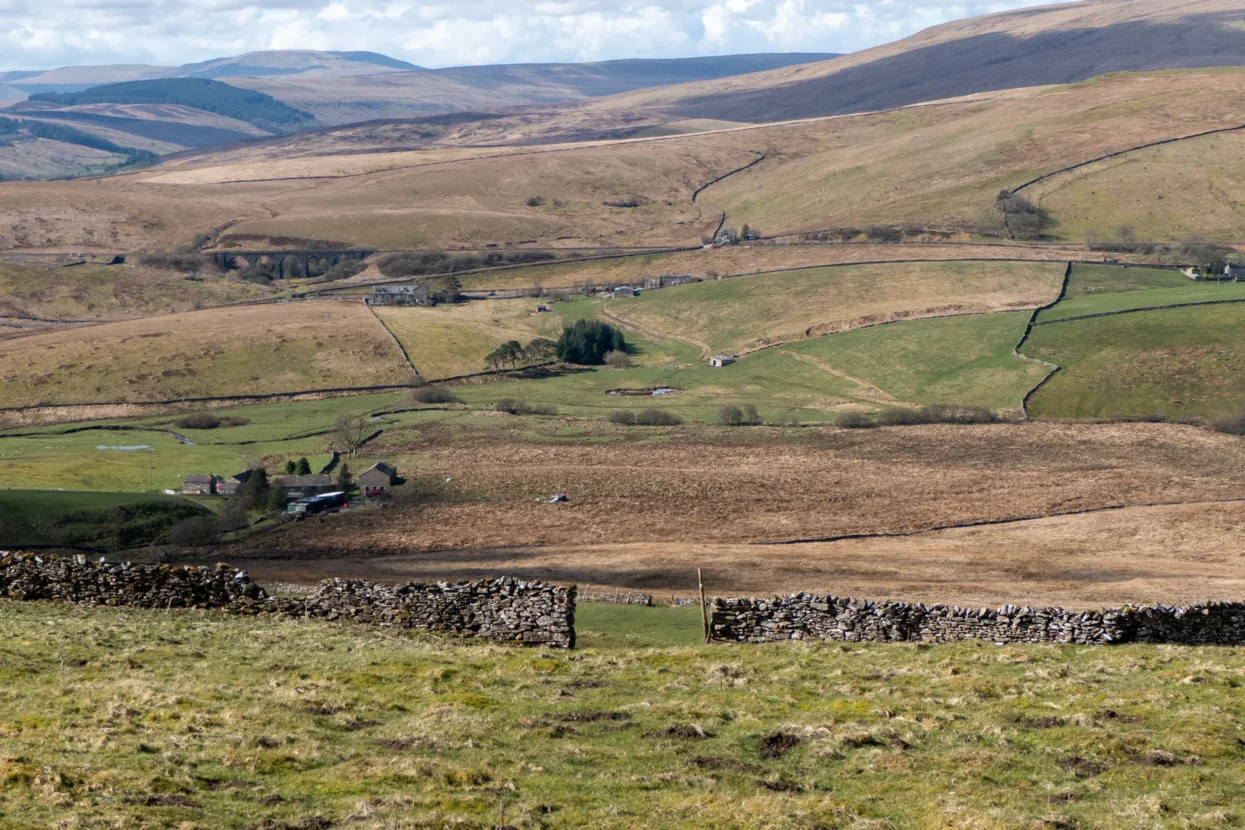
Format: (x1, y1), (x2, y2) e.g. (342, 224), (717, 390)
(231, 420), (1245, 606)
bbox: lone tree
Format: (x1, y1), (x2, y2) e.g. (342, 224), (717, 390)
(336, 462), (353, 492)
(556, 320), (627, 365)
(295, 457), (312, 475)
(284, 459), (297, 475)
(332, 413), (372, 456)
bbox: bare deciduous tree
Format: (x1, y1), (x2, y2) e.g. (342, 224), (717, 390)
(332, 413), (372, 456)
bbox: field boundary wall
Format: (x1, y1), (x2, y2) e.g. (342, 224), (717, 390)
(712, 593), (1245, 646)
(0, 552), (575, 648)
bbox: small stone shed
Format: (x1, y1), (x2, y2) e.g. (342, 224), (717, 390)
(710, 355), (737, 368)
(359, 462), (398, 496)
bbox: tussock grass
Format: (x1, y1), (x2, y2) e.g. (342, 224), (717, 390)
(3, 601), (1244, 828)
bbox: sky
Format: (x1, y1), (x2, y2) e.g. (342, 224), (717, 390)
(0, 0), (1053, 72)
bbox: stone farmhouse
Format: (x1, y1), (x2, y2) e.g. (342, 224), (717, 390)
(359, 462), (398, 496)
(182, 475), (220, 496)
(368, 284), (431, 306)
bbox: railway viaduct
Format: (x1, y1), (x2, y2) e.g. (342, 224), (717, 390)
(211, 248), (374, 279)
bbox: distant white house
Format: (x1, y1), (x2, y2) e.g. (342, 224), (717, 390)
(710, 355), (736, 368)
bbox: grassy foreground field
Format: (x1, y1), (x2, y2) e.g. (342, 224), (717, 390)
(3, 601), (1245, 828)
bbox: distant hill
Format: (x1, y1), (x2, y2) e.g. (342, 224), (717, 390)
(604, 0), (1245, 122)
(28, 78), (315, 133)
(230, 53), (839, 125)
(0, 51), (839, 177)
(175, 50), (424, 79)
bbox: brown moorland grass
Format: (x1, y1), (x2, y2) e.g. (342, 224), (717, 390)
(448, 242), (1137, 292)
(373, 299), (563, 380)
(221, 420), (1245, 566)
(242, 500), (1245, 610)
(1028, 128), (1245, 241)
(605, 260), (1065, 355)
(0, 300), (411, 406)
(0, 261), (270, 321)
(686, 68), (1245, 239)
(213, 141), (754, 250)
(6, 69), (1244, 254)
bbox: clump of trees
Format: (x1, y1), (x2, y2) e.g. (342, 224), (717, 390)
(495, 399), (558, 416)
(718, 404), (761, 426)
(608, 409), (683, 426)
(410, 385), (461, 404)
(1212, 410), (1245, 436)
(997, 190), (1049, 240)
(283, 457), (313, 475)
(483, 337), (559, 372)
(174, 413), (249, 430)
(557, 320), (627, 365)
(876, 404), (998, 426)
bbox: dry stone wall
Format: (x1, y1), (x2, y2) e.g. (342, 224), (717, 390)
(711, 593), (1245, 646)
(0, 552), (575, 648)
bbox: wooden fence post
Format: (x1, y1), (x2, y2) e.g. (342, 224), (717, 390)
(698, 569), (710, 644)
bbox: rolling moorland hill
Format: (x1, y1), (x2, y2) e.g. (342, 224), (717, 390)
(599, 0), (1245, 122)
(5, 65), (1237, 252)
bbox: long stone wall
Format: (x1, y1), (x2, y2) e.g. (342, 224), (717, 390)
(711, 593), (1245, 646)
(0, 553), (575, 648)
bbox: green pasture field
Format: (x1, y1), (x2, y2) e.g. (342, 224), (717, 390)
(605, 260), (1063, 356)
(0, 490), (208, 548)
(1023, 303), (1245, 420)
(450, 308), (1044, 419)
(1038, 265), (1245, 323)
(0, 301), (1051, 491)
(0, 394), (414, 491)
(3, 600), (1244, 828)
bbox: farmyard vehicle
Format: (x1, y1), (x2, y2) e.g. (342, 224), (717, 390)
(287, 491), (348, 517)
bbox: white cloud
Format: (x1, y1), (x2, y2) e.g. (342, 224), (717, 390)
(0, 0), (1053, 72)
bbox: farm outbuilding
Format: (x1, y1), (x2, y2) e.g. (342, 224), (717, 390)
(217, 470), (255, 497)
(278, 474), (336, 499)
(611, 286), (639, 298)
(359, 462), (398, 496)
(710, 355), (737, 368)
(1225, 264), (1245, 281)
(644, 274), (696, 290)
